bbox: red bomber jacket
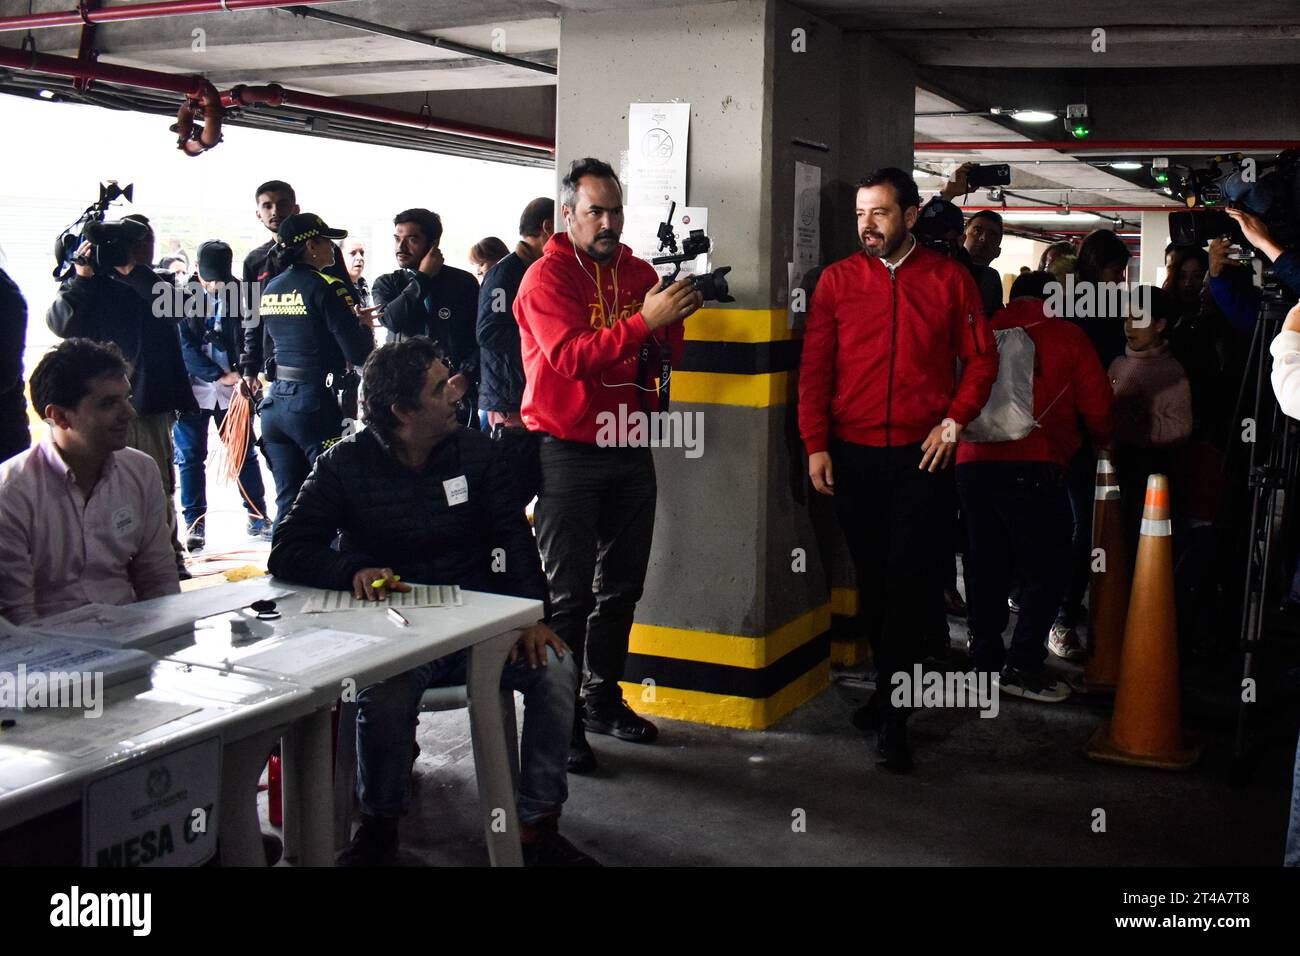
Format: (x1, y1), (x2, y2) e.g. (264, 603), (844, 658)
(799, 241), (999, 453)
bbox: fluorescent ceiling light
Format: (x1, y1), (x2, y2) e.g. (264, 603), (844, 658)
(998, 211), (1109, 223)
(1012, 110), (1056, 123)
(38, 89), (55, 99)
(913, 168), (937, 178)
(1110, 161), (1143, 170)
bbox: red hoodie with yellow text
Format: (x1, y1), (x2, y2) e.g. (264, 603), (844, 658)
(514, 232), (685, 443)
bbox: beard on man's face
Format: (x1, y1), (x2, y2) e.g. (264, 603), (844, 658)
(583, 228), (620, 261)
(860, 223), (905, 260)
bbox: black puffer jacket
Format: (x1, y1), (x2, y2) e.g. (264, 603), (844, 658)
(268, 425), (547, 608)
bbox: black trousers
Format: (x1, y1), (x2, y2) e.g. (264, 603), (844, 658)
(957, 461), (1073, 674)
(830, 440), (945, 703)
(534, 439), (657, 710)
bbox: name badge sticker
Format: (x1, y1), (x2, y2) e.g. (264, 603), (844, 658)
(443, 475), (469, 507)
(112, 507), (136, 537)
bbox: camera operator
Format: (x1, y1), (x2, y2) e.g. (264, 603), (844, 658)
(1208, 207), (1300, 332)
(46, 222), (197, 573)
(799, 168), (999, 772)
(515, 158), (702, 773)
(0, 259), (29, 463)
(371, 209), (480, 424)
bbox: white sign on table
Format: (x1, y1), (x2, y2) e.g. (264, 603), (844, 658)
(627, 103), (690, 208)
(83, 735), (221, 867)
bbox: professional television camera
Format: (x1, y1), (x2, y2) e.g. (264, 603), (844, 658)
(1168, 150), (1299, 256)
(51, 181), (140, 280)
(651, 201), (734, 303)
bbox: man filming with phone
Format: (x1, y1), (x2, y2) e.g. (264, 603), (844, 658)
(515, 157), (702, 773)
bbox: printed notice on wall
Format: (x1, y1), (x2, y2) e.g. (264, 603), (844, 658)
(623, 205), (709, 282)
(790, 161), (822, 329)
(627, 103), (690, 208)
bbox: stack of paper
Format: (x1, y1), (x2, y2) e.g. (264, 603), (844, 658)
(0, 625), (155, 694)
(302, 584), (463, 614)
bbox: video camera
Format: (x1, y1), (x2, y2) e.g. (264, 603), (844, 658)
(52, 181), (140, 280)
(1168, 151), (1300, 256)
(652, 202), (734, 303)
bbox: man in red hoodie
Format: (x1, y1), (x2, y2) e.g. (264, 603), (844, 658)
(799, 167), (999, 771)
(955, 270), (1113, 703)
(515, 157), (702, 773)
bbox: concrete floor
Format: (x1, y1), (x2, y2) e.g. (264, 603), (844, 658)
(196, 452), (1296, 867)
(308, 644), (1296, 868)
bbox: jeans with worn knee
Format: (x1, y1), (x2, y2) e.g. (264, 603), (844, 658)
(355, 645), (577, 825)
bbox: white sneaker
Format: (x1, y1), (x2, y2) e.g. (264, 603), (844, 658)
(1048, 623), (1086, 661)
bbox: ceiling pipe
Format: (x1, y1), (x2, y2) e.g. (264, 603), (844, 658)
(285, 6), (556, 77)
(222, 83), (553, 151)
(0, 46), (554, 152)
(917, 139), (1300, 153)
(0, 0), (354, 32)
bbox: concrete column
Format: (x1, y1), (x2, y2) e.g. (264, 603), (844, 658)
(555, 0), (916, 727)
(1140, 211), (1171, 286)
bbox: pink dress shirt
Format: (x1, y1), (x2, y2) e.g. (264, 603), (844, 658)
(0, 435), (180, 623)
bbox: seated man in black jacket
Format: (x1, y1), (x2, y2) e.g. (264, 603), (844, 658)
(267, 338), (595, 867)
(371, 208), (480, 425)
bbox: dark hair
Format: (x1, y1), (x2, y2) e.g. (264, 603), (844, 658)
(255, 180), (295, 202)
(854, 168), (922, 212)
(967, 209), (1003, 233)
(1075, 229), (1132, 283)
(1163, 245), (1209, 292)
(469, 236), (509, 268)
(1037, 240), (1074, 271)
(362, 338), (447, 438)
(560, 158), (620, 210)
(393, 208), (443, 247)
(1009, 270), (1053, 301)
(519, 197), (555, 238)
(267, 241), (309, 276)
(31, 338), (130, 418)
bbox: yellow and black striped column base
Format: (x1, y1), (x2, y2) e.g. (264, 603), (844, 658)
(618, 604), (831, 730)
(828, 586), (871, 667)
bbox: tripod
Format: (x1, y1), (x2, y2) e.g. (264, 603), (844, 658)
(1231, 274), (1300, 773)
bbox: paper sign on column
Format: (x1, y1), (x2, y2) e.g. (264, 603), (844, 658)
(790, 161), (822, 329)
(627, 103), (690, 208)
(623, 205), (709, 282)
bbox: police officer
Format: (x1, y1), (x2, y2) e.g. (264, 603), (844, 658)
(257, 213), (375, 524)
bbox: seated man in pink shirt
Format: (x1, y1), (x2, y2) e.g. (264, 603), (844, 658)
(0, 338), (179, 623)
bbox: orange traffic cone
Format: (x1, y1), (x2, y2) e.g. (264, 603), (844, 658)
(1086, 474), (1200, 769)
(1083, 450), (1129, 693)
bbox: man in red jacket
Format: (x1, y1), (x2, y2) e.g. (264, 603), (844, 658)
(955, 271), (1113, 703)
(799, 167), (999, 771)
(515, 157), (702, 773)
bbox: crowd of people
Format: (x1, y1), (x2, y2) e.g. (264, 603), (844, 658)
(0, 156), (1298, 864)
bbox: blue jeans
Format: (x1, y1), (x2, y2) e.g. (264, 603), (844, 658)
(258, 381), (341, 526)
(172, 406), (267, 529)
(355, 645), (577, 825)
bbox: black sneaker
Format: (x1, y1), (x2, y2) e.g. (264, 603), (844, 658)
(567, 720), (597, 774)
(185, 532), (205, 553)
(247, 517), (274, 540)
(584, 699), (658, 743)
(997, 664), (1071, 703)
(522, 819), (601, 867)
(336, 814), (398, 867)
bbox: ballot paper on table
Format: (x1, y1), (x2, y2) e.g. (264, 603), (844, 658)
(0, 624), (154, 692)
(302, 584), (463, 614)
(228, 628), (389, 681)
(1, 697), (201, 759)
(29, 579), (293, 649)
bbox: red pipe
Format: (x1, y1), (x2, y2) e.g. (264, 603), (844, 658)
(917, 139), (1300, 152)
(0, 47), (554, 152)
(172, 79), (223, 155)
(0, 0), (349, 32)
